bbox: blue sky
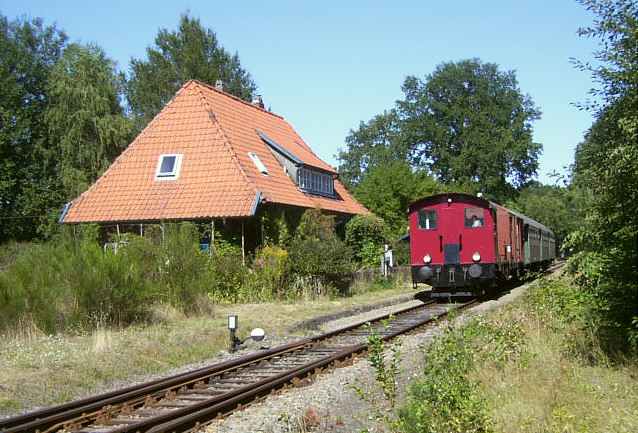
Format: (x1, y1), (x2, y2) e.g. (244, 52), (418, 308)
(1, 0), (601, 185)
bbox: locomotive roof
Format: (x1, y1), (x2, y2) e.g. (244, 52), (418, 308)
(407, 193), (491, 212)
(407, 192), (554, 235)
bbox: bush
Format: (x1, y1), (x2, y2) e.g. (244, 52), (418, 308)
(396, 311), (527, 433)
(345, 214), (390, 267)
(0, 215), (363, 334)
(287, 209), (354, 294)
(0, 229), (156, 332)
(252, 245), (290, 300)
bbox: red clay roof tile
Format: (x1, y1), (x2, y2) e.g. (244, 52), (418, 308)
(61, 80), (368, 224)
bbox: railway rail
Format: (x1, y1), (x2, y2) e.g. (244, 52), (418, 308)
(0, 298), (477, 433)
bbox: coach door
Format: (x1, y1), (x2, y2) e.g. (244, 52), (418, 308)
(440, 206), (461, 265)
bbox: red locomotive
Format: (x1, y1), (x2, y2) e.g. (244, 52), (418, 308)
(408, 193), (555, 295)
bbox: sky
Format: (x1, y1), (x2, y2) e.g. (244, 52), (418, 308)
(1, 0), (601, 185)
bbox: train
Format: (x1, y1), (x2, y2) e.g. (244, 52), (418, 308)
(408, 193), (555, 296)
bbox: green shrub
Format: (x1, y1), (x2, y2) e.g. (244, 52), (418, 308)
(287, 209), (354, 294)
(345, 214), (390, 267)
(0, 215), (362, 334)
(207, 248), (252, 303)
(397, 318), (498, 433)
(252, 245), (290, 300)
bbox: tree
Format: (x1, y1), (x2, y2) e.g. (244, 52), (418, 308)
(127, 15), (257, 126)
(45, 43), (136, 201)
(398, 59), (542, 203)
(345, 214), (391, 267)
(337, 110), (411, 189)
(287, 209), (353, 292)
(568, 0), (637, 350)
(0, 15), (67, 241)
(353, 160), (439, 236)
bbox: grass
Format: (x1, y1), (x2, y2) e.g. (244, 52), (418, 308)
(395, 274), (637, 433)
(0, 284), (414, 418)
(478, 298), (638, 432)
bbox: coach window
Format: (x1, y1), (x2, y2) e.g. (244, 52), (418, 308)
(418, 209), (437, 230)
(465, 208), (485, 228)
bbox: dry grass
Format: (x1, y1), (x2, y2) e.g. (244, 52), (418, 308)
(477, 303), (638, 433)
(0, 284), (414, 418)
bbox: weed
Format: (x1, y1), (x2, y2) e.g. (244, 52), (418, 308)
(355, 316), (402, 430)
(397, 319), (493, 433)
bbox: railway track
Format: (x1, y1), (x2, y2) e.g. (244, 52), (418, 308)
(0, 298), (477, 433)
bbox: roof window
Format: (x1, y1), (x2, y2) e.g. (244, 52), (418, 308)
(155, 154), (183, 180)
(248, 152), (269, 176)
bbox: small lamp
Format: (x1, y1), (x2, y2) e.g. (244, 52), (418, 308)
(228, 315), (238, 331)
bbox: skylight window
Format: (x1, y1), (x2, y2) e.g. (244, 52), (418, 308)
(155, 154), (183, 180)
(248, 152), (269, 176)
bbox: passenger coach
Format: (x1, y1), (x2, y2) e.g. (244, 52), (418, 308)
(408, 193), (555, 295)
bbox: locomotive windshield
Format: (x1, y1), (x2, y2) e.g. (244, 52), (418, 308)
(465, 208), (485, 228)
(418, 209), (437, 230)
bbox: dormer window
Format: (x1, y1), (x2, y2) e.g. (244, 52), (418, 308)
(155, 154), (183, 180)
(298, 168), (334, 196)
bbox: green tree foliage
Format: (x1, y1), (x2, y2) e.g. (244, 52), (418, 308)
(287, 209), (353, 292)
(568, 0), (638, 350)
(45, 43), (136, 201)
(337, 110), (410, 189)
(0, 15), (67, 241)
(338, 59), (542, 227)
(127, 14), (257, 126)
(353, 160), (440, 236)
(398, 59), (542, 203)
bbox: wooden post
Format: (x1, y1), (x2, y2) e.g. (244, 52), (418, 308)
(241, 219), (245, 265)
(116, 224), (120, 236)
(211, 219), (215, 250)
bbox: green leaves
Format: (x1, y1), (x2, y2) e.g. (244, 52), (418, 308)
(45, 43), (136, 201)
(0, 16), (67, 241)
(338, 58), (542, 232)
(568, 0), (638, 350)
(399, 59), (541, 203)
(127, 15), (257, 125)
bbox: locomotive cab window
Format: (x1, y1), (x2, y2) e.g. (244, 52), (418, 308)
(418, 209), (437, 230)
(465, 208), (485, 228)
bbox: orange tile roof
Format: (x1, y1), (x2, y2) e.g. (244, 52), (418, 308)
(61, 80), (369, 223)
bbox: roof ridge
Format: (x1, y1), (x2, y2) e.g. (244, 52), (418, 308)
(188, 79), (284, 120)
(190, 80), (262, 200)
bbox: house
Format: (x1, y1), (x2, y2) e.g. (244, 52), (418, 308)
(59, 79), (369, 252)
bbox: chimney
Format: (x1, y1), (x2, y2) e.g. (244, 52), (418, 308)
(215, 79), (224, 90)
(251, 94), (264, 109)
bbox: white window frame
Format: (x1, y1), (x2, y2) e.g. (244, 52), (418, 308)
(155, 153), (183, 181)
(298, 168), (334, 196)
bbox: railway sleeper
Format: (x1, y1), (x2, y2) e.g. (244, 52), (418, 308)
(100, 418), (141, 426)
(132, 408), (174, 417)
(182, 388), (225, 396)
(210, 378), (260, 385)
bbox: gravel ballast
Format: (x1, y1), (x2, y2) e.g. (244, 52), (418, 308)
(204, 284), (531, 433)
